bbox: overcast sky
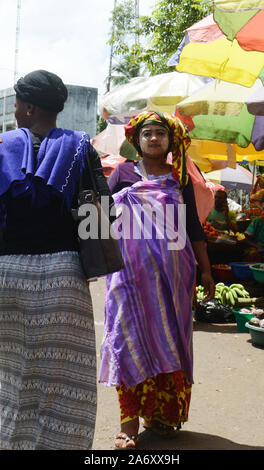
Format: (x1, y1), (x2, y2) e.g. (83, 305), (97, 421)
(0, 0), (155, 97)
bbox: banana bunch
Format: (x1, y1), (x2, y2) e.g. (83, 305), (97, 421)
(196, 283), (250, 307)
(215, 283), (250, 307)
(196, 285), (206, 302)
(235, 232), (245, 241)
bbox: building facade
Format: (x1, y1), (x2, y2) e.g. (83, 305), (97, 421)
(0, 84), (98, 137)
(0, 88), (16, 132)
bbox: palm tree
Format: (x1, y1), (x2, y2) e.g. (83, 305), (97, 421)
(110, 55), (140, 87)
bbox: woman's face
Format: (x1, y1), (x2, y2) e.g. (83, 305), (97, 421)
(138, 123), (170, 160)
(215, 190), (228, 211)
(14, 97), (33, 128)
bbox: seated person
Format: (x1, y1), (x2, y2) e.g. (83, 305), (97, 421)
(207, 190), (237, 232)
(245, 216), (264, 249)
(245, 192), (264, 247)
(243, 191), (264, 261)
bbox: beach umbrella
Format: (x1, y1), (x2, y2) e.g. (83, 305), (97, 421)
(173, 2), (264, 88)
(167, 2), (264, 158)
(175, 79), (264, 152)
(99, 71), (212, 121)
(213, 0), (264, 51)
(202, 164), (256, 190)
(167, 14), (224, 67)
(246, 79), (264, 115)
(186, 138), (264, 167)
(175, 35), (264, 88)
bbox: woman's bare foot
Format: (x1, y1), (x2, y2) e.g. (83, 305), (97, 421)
(114, 418), (139, 449)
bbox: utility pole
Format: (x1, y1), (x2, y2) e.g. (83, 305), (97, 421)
(14, 0), (21, 84)
(135, 0), (139, 44)
(106, 0), (140, 93)
(106, 0), (117, 93)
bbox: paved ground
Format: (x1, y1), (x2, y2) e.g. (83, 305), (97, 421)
(90, 278), (264, 451)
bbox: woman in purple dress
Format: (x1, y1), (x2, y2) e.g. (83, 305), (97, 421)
(98, 111), (215, 449)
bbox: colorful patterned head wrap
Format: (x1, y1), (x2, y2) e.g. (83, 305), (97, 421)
(124, 110), (191, 187)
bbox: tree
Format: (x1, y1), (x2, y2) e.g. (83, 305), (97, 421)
(140, 0), (212, 75)
(107, 0), (142, 89)
(108, 0), (212, 78)
(111, 54), (140, 86)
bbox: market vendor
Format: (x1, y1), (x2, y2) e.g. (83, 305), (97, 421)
(206, 189), (237, 232)
(244, 190), (264, 255)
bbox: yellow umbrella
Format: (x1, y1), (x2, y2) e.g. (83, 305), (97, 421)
(176, 37), (264, 88)
(187, 140), (264, 167)
(175, 2), (264, 88)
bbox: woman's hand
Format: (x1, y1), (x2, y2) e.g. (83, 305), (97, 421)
(201, 272), (215, 302)
(191, 241), (215, 302)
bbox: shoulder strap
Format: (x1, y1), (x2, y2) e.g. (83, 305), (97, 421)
(85, 147), (97, 193)
(78, 143), (98, 196)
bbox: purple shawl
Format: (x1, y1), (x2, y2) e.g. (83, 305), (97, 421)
(99, 177), (196, 389)
(0, 128), (90, 225)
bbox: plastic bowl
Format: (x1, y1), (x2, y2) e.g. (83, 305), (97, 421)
(249, 264), (264, 283)
(229, 262), (255, 280)
(211, 264), (235, 282)
(245, 322), (264, 346)
(233, 310), (253, 332)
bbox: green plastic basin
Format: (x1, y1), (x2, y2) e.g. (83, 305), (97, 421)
(233, 310), (253, 332)
(249, 264), (264, 283)
(245, 322), (264, 347)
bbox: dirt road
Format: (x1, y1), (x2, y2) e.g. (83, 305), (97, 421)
(90, 278), (264, 451)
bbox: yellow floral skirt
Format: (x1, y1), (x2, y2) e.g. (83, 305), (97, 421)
(116, 370), (192, 427)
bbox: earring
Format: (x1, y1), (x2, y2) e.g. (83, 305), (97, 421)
(27, 111), (31, 116)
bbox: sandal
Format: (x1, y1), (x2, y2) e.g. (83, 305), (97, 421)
(114, 433), (139, 449)
(143, 420), (181, 438)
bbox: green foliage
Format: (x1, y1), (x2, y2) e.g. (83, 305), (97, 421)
(97, 116), (108, 134)
(109, 0), (140, 56)
(111, 54), (141, 86)
(140, 0), (212, 75)
(108, 0), (212, 78)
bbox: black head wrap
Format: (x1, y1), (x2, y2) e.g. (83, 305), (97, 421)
(14, 70), (68, 112)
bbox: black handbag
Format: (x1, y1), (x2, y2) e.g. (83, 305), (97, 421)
(72, 154), (124, 280)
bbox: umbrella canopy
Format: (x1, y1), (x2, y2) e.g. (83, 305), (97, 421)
(167, 14), (224, 67)
(175, 79), (264, 151)
(171, 5), (264, 88)
(186, 138), (264, 165)
(246, 75), (264, 115)
(176, 78), (261, 117)
(176, 36), (264, 88)
(214, 0), (264, 51)
(99, 71), (212, 121)
(202, 164), (256, 190)
(169, 3), (264, 158)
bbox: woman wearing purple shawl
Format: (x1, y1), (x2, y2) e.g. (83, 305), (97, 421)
(98, 111), (215, 449)
(0, 70), (114, 450)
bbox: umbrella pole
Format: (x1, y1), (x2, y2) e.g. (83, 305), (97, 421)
(252, 161), (256, 188)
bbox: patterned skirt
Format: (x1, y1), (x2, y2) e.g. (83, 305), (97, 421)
(116, 370), (191, 427)
(0, 251), (97, 450)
